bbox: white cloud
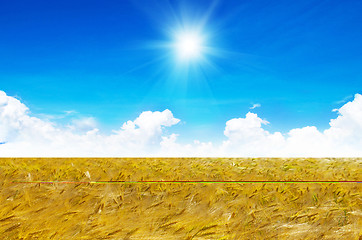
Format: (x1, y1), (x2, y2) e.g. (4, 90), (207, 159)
(0, 90), (362, 157)
(0, 91), (180, 157)
(250, 103), (261, 109)
(68, 117), (98, 132)
(220, 112), (285, 156)
(220, 94), (362, 157)
(159, 134), (214, 157)
(335, 95), (354, 104)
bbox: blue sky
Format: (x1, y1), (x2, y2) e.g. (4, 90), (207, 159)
(1, 0), (362, 144)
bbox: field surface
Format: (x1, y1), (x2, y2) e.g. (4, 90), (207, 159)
(0, 158), (361, 239)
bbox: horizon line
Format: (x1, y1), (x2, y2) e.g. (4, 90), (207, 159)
(10, 180), (361, 184)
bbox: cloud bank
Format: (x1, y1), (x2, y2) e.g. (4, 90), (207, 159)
(0, 90), (362, 157)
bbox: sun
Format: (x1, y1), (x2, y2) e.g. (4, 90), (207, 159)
(174, 31), (203, 61)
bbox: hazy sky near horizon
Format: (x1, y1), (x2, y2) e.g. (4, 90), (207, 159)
(1, 0), (362, 156)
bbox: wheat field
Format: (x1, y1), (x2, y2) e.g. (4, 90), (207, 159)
(0, 158), (361, 239)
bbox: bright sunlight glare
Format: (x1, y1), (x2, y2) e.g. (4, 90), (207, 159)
(175, 31), (203, 61)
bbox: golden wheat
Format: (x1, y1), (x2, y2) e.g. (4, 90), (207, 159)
(0, 158), (361, 239)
